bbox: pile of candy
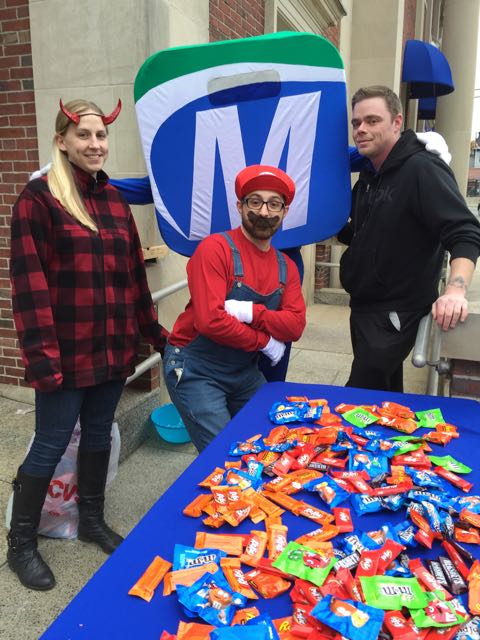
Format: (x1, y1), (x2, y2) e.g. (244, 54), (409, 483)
(129, 396), (480, 639)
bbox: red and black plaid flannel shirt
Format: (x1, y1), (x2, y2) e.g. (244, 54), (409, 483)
(10, 165), (168, 392)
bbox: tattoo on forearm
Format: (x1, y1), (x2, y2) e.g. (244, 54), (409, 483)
(447, 276), (467, 291)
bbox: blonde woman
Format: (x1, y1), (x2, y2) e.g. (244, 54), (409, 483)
(8, 99), (168, 590)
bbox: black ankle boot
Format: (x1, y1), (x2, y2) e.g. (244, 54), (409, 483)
(7, 468), (56, 590)
(77, 450), (123, 554)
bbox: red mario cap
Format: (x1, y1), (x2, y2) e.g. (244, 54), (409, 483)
(235, 165), (295, 205)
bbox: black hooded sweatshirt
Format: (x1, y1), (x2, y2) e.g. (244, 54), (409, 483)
(339, 129), (480, 311)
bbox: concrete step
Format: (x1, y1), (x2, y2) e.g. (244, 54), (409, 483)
(0, 383), (166, 466)
(314, 287), (350, 306)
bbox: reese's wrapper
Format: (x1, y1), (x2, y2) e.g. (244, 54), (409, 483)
(128, 555), (172, 602)
(359, 575), (430, 610)
(310, 595), (384, 640)
(468, 561), (480, 616)
(244, 568), (291, 598)
(272, 541), (335, 587)
(176, 621), (215, 639)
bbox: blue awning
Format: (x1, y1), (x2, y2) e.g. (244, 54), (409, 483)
(402, 39), (454, 98)
(418, 96), (437, 119)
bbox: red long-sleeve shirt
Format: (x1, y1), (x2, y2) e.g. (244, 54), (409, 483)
(169, 227), (306, 350)
(10, 165), (168, 392)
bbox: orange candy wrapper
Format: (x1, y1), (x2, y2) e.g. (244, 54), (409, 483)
(163, 562), (218, 596)
(244, 567), (292, 598)
(198, 467), (225, 488)
(267, 523), (288, 560)
(183, 493), (213, 517)
(244, 488), (285, 518)
(128, 555), (172, 602)
(194, 531), (243, 555)
(240, 530), (268, 566)
(231, 606), (261, 624)
(176, 621), (215, 639)
(220, 557), (259, 599)
(468, 560), (480, 615)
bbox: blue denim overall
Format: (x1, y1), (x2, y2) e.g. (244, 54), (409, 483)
(163, 232), (287, 452)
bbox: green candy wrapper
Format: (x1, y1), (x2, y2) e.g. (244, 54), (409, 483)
(342, 407), (378, 428)
(359, 576), (430, 610)
(416, 408), (444, 428)
(410, 595), (465, 628)
(272, 541), (335, 587)
(428, 455), (472, 474)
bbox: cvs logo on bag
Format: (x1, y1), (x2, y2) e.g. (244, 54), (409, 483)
(48, 479), (78, 503)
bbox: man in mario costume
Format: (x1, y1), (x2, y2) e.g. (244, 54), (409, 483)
(163, 165), (306, 452)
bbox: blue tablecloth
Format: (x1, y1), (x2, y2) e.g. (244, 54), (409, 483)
(41, 382), (480, 639)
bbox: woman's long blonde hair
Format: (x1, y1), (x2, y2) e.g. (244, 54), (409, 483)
(48, 99), (106, 232)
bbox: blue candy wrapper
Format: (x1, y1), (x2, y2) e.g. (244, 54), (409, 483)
(173, 545), (226, 571)
(268, 402), (302, 424)
(311, 595), (384, 640)
(303, 475), (349, 507)
(176, 569), (246, 626)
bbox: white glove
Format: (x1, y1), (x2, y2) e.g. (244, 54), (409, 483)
(30, 162), (51, 180)
(260, 336), (286, 366)
(224, 299), (253, 323)
(415, 131), (452, 165)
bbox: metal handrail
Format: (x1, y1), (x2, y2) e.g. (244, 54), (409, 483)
(125, 278), (188, 385)
(411, 312), (450, 396)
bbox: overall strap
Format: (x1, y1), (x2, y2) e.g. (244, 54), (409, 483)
(275, 249), (287, 286)
(220, 232), (244, 278)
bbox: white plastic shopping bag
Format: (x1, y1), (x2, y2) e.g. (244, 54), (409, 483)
(5, 421), (120, 539)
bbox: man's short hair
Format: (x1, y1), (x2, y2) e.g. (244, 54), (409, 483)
(352, 86), (403, 120)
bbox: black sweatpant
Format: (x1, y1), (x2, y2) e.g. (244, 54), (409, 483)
(346, 307), (429, 392)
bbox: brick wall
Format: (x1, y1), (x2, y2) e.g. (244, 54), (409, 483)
(402, 0), (417, 51)
(449, 360), (480, 400)
(0, 0), (38, 386)
(209, 0), (264, 41)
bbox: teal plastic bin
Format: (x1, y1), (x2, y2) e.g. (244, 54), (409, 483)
(151, 403), (191, 444)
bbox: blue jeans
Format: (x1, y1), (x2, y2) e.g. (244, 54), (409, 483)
(163, 343), (265, 452)
(21, 380), (125, 477)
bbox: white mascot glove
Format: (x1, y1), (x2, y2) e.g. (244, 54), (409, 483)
(260, 336), (286, 366)
(224, 299), (253, 324)
(30, 162), (52, 180)
(415, 131), (452, 165)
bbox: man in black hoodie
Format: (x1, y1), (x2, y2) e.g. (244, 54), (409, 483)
(338, 85), (480, 392)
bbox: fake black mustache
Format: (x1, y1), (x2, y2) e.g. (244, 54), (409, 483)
(246, 211), (280, 228)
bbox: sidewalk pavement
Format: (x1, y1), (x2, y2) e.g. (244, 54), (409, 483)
(0, 300), (433, 640)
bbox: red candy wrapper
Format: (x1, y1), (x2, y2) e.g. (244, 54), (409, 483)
(434, 466), (473, 493)
(332, 507), (354, 533)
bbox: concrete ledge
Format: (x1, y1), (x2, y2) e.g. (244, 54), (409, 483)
(111, 386), (163, 463)
(0, 383), (164, 464)
(314, 287), (350, 306)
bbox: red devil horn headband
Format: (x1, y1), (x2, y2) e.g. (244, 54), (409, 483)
(59, 99), (122, 126)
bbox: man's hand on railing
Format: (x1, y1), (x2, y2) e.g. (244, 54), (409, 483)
(432, 287), (469, 331)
